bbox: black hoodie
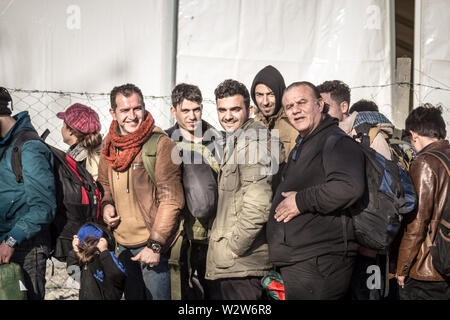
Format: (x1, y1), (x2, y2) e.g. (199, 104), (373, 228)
(250, 65), (286, 117)
(267, 115), (365, 266)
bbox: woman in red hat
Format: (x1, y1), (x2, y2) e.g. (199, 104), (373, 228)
(57, 103), (103, 180)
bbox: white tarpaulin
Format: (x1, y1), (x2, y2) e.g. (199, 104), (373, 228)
(0, 0), (176, 148)
(177, 0), (394, 129)
(414, 0), (450, 132)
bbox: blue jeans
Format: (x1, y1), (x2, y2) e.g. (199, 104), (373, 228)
(117, 244), (171, 300)
(10, 228), (50, 300)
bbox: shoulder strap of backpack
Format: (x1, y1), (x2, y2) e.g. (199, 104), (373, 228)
(142, 132), (165, 186)
(423, 150), (450, 177)
(10, 129), (42, 183)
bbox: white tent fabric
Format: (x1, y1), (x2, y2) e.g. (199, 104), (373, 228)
(414, 0), (450, 134)
(177, 0), (394, 129)
(0, 0), (175, 146)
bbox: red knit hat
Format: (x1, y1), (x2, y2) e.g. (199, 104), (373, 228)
(57, 103), (101, 134)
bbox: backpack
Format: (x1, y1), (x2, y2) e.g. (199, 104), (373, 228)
(423, 150), (450, 278)
(9, 129), (101, 262)
(142, 133), (218, 227)
(325, 131), (417, 252)
(354, 123), (414, 171)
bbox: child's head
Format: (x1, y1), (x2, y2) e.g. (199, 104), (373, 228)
(75, 223), (109, 265)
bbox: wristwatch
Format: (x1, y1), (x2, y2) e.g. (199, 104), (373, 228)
(5, 235), (18, 248)
(147, 239), (162, 254)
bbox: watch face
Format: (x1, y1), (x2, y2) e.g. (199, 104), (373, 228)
(6, 236), (17, 248)
(152, 243), (161, 253)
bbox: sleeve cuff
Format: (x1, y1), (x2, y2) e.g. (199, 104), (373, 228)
(8, 226), (28, 245)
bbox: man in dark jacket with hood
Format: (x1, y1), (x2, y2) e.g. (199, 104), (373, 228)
(0, 87), (56, 300)
(251, 65), (298, 160)
(267, 81), (365, 299)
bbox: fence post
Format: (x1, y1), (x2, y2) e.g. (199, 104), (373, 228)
(394, 57), (412, 129)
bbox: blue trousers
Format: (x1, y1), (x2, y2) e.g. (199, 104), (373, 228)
(117, 244), (170, 300)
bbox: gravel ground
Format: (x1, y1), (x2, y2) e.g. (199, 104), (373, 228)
(44, 258), (79, 300)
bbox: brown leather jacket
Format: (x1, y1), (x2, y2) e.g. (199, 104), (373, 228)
(396, 139), (450, 281)
(97, 127), (185, 252)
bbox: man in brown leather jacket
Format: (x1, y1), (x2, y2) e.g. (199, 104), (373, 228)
(97, 83), (184, 300)
(396, 104), (450, 300)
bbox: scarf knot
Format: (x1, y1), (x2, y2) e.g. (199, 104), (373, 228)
(102, 111), (155, 171)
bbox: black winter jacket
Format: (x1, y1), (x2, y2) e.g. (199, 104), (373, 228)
(267, 115), (365, 266)
(67, 250), (126, 300)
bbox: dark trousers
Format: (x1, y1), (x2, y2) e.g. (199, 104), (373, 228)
(399, 277), (450, 300)
(10, 228), (50, 300)
(216, 277), (267, 300)
(280, 254), (355, 300)
(179, 239), (219, 300)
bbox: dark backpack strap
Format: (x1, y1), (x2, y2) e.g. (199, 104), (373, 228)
(9, 130), (42, 183)
(423, 150), (450, 176)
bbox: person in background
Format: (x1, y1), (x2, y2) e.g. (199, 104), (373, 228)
(57, 103), (103, 180)
(0, 86), (56, 300)
(396, 104), (450, 300)
(250, 65), (297, 160)
(317, 80), (351, 122)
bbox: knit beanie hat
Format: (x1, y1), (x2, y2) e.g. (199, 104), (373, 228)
(0, 87), (13, 116)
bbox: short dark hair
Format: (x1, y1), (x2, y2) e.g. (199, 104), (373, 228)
(214, 79), (250, 109)
(317, 80), (351, 105)
(284, 81), (329, 114)
(171, 83), (202, 108)
(405, 103), (447, 139)
(349, 99), (379, 113)
(110, 83), (144, 111)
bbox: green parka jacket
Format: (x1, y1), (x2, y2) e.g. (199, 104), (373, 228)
(205, 119), (283, 280)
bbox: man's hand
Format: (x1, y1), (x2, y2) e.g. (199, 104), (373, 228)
(274, 191), (300, 223)
(0, 241), (15, 264)
(231, 252), (239, 259)
(103, 204), (121, 228)
(131, 247), (160, 267)
(396, 275), (406, 288)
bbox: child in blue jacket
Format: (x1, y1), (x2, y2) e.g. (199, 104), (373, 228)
(67, 223), (126, 300)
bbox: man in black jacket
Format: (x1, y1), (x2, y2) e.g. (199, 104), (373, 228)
(267, 81), (365, 299)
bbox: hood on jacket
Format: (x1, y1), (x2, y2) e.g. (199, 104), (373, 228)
(250, 65), (286, 118)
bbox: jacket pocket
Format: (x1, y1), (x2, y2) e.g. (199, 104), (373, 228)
(210, 234), (235, 269)
(219, 164), (239, 191)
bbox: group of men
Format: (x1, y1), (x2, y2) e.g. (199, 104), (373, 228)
(0, 64), (449, 300)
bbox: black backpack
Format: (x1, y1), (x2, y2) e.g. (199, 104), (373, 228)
(9, 129), (101, 262)
(324, 131), (417, 252)
(423, 150), (450, 278)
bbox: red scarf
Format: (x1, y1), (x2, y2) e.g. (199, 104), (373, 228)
(102, 111), (155, 171)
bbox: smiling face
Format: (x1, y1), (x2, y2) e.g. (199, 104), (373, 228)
(170, 99), (202, 134)
(217, 94), (249, 133)
(110, 92), (145, 136)
(254, 83), (277, 117)
(283, 85), (324, 137)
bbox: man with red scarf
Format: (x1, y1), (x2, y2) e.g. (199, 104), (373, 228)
(97, 83), (184, 300)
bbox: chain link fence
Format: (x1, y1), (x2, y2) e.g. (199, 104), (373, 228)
(6, 88), (222, 150)
(6, 84), (450, 151)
